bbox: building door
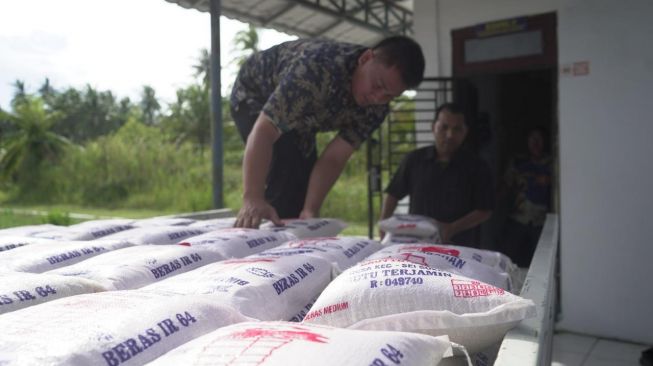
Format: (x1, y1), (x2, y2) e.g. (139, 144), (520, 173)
(451, 12), (558, 250)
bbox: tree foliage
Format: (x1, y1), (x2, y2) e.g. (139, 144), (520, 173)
(0, 39), (380, 224)
(160, 84), (211, 154)
(193, 49), (211, 89)
(45, 85), (132, 143)
(232, 25), (260, 67)
(140, 85), (160, 126)
(0, 96), (70, 185)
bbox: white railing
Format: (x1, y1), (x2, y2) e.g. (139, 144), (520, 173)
(494, 213), (559, 365)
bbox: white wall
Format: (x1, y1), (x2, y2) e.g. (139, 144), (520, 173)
(557, 0), (653, 343)
(413, 0), (653, 344)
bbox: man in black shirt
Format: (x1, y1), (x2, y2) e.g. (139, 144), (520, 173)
(381, 103), (494, 246)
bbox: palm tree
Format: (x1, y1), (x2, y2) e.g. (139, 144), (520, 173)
(0, 97), (70, 182)
(39, 78), (56, 106)
(193, 49), (211, 89)
(232, 25), (260, 67)
(140, 85), (160, 126)
(11, 80), (28, 109)
(161, 85), (210, 154)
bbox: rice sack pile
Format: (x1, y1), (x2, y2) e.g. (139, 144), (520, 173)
(302, 258), (535, 353)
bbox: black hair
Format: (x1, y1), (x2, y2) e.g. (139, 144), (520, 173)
(433, 102), (467, 127)
(372, 36), (425, 89)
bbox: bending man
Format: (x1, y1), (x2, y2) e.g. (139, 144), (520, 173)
(231, 36), (425, 228)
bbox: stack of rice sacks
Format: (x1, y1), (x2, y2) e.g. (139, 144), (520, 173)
(0, 216), (534, 365)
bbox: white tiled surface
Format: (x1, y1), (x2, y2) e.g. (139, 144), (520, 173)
(552, 331), (649, 366)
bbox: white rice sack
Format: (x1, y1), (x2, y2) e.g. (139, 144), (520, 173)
(178, 228), (295, 258)
(0, 239), (133, 273)
(132, 217), (196, 227)
(255, 236), (382, 272)
(302, 258), (536, 353)
(441, 244), (515, 272)
(147, 321), (452, 366)
(287, 297), (318, 322)
(0, 235), (56, 253)
(380, 243), (515, 273)
(60, 218), (136, 240)
(260, 218), (347, 238)
(102, 225), (209, 245)
(47, 245), (224, 290)
(0, 291), (250, 366)
(0, 224), (62, 237)
(29, 226), (81, 240)
(378, 214), (441, 239)
(70, 218), (135, 228)
(381, 232), (439, 245)
(142, 255), (333, 321)
(32, 225), (136, 241)
(0, 272), (105, 315)
(439, 341), (501, 366)
(366, 246), (512, 291)
(188, 217), (237, 231)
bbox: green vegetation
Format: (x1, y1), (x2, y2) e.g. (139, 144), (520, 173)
(0, 209), (46, 228)
(0, 208), (82, 229)
(0, 30), (415, 235)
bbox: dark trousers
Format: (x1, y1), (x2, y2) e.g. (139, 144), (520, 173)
(499, 218), (542, 267)
(230, 101), (317, 219)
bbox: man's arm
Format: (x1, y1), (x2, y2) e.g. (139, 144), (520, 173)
(379, 194), (399, 239)
(299, 136), (354, 219)
(438, 209), (492, 242)
(235, 112), (284, 228)
(380, 194), (399, 220)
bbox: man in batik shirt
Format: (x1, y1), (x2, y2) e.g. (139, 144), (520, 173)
(231, 36), (425, 228)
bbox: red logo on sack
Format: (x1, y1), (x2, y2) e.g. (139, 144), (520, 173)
(402, 245), (460, 257)
(451, 279), (504, 298)
(288, 238), (338, 248)
(224, 325), (329, 364)
(397, 252), (428, 266)
(396, 223), (417, 229)
(231, 327), (328, 343)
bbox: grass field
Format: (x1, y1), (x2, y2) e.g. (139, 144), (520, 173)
(0, 209), (51, 228)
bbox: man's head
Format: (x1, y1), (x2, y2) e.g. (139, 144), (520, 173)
(352, 36), (425, 107)
(527, 126), (547, 159)
(432, 103), (468, 160)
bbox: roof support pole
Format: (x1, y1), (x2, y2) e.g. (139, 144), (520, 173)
(210, 0), (224, 208)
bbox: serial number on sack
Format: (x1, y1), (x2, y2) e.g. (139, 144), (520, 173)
(370, 277), (424, 288)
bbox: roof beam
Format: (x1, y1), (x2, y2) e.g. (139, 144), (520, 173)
(287, 0), (412, 36)
(315, 18), (345, 36)
(262, 2), (298, 27)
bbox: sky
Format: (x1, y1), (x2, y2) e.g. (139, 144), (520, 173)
(0, 0), (296, 110)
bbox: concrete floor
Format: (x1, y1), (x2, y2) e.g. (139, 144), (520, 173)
(552, 331), (649, 366)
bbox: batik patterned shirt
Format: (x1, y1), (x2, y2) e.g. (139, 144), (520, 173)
(230, 39), (389, 156)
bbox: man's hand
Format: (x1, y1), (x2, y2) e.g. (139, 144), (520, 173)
(437, 210), (492, 244)
(437, 221), (453, 243)
(235, 197), (282, 228)
(299, 208), (317, 220)
(237, 113), (282, 229)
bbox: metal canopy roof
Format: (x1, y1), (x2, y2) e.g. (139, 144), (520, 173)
(165, 0), (414, 45)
